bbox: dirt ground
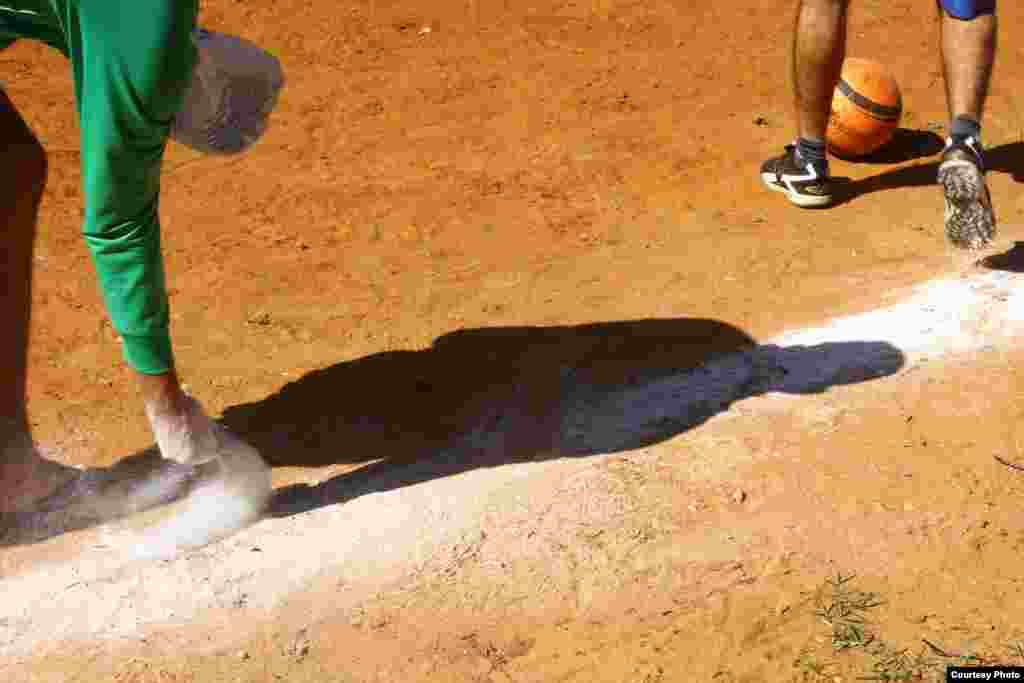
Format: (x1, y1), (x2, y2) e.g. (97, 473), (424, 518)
(4, 0), (1024, 680)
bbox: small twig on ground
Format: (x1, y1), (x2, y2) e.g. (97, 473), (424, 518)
(994, 454), (1024, 472)
(922, 638), (958, 658)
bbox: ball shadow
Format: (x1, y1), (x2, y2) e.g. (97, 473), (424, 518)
(834, 128), (945, 165)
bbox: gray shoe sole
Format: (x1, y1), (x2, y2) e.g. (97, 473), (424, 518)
(938, 159), (996, 250)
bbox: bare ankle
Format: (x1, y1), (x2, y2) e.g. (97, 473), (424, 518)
(0, 417), (31, 454)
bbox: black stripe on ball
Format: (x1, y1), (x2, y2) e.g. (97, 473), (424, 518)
(837, 78), (901, 121)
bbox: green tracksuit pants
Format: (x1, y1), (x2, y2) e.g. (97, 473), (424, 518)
(1, 0), (199, 373)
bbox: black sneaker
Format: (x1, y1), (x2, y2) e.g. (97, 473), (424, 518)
(937, 135), (995, 250)
(760, 144), (834, 207)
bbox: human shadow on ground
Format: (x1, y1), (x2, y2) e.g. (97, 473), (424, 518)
(209, 318), (904, 519)
(0, 318), (905, 548)
(832, 140), (1024, 207)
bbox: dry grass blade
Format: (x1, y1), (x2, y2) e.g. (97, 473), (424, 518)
(814, 572), (885, 651)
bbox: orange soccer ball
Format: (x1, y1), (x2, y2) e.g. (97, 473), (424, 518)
(826, 58), (902, 159)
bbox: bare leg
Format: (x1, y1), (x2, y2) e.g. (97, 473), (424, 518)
(760, 0), (848, 207)
(936, 5), (997, 250)
(0, 89), (46, 432)
(939, 7), (996, 125)
(0, 90), (82, 512)
(793, 0), (849, 142)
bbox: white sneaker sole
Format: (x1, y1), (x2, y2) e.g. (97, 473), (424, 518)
(760, 172), (833, 208)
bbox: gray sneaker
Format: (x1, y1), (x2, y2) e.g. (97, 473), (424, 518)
(937, 135), (996, 250)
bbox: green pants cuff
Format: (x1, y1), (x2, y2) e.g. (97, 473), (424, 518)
(121, 332), (174, 375)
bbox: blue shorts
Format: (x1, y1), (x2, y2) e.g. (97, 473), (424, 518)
(939, 0), (996, 20)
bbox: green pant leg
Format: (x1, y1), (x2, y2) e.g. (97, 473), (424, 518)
(0, 1), (69, 54)
(59, 0), (198, 373)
